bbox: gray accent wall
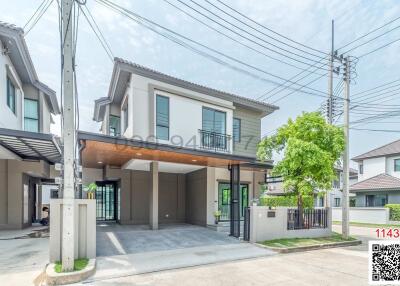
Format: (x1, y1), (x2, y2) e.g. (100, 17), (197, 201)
(104, 167), (186, 225)
(185, 168), (207, 226)
(354, 190), (400, 207)
(232, 106), (262, 158)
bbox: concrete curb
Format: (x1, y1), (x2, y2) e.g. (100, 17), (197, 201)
(254, 240), (362, 253)
(45, 259), (96, 285)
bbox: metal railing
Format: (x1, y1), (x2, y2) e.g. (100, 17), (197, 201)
(199, 129), (231, 152)
(287, 208), (328, 230)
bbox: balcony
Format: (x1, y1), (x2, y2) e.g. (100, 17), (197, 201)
(199, 129), (231, 152)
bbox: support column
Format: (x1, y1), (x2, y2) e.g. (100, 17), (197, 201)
(149, 161), (159, 230)
(230, 164), (240, 238)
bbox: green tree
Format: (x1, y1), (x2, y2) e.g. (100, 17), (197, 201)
(257, 112), (345, 225)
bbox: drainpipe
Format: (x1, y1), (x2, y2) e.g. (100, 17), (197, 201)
(78, 139), (86, 199)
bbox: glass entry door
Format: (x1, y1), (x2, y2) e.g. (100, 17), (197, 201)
(218, 183), (248, 221)
(96, 181), (116, 221)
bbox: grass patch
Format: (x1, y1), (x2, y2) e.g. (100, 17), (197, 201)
(333, 221), (400, 228)
(54, 258), (89, 273)
(260, 233), (356, 248)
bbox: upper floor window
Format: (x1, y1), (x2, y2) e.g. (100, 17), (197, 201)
(202, 107), (226, 134)
(109, 115), (120, 137)
(7, 77), (16, 114)
(24, 98), (39, 132)
(156, 95), (169, 140)
(233, 118), (241, 143)
(359, 163), (363, 174)
(395, 159), (400, 172)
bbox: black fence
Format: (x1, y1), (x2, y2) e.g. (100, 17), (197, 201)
(287, 208), (328, 230)
(243, 207), (250, 241)
(199, 129), (231, 152)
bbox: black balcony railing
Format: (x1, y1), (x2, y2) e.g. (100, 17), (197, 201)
(287, 208), (328, 230)
(199, 129), (231, 152)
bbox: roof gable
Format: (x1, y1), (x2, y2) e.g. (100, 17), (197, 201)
(352, 139), (400, 162)
(350, 173), (400, 191)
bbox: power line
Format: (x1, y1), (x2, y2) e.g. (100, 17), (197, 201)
(338, 14), (400, 50)
(214, 0), (328, 56)
(351, 79), (400, 98)
(203, 0), (327, 59)
(25, 0), (54, 35)
(358, 37), (400, 59)
(23, 0), (47, 29)
(161, 0), (328, 77)
(350, 127), (400, 133)
(177, 0), (331, 70)
(96, 0), (336, 99)
(343, 23), (400, 54)
(256, 56), (330, 102)
(79, 4), (114, 62)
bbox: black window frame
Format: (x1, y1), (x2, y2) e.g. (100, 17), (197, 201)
(334, 198), (341, 207)
(233, 117), (241, 143)
(24, 98), (39, 132)
(202, 106), (226, 134)
(359, 163), (363, 174)
(156, 94), (170, 140)
(7, 76), (16, 114)
(395, 159), (400, 172)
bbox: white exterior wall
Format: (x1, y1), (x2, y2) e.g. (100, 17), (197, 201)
(359, 157), (386, 180)
(249, 207), (332, 243)
(386, 155), (400, 179)
(332, 207), (389, 224)
(0, 40), (23, 130)
(123, 73), (235, 152)
(0, 39), (54, 133)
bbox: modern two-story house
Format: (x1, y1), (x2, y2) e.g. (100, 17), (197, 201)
(0, 22), (60, 229)
(351, 139), (400, 207)
(84, 58), (278, 233)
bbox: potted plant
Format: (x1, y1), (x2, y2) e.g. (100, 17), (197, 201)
(214, 210), (221, 224)
(85, 182), (97, 199)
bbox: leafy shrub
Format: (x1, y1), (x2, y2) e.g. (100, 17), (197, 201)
(385, 204), (400, 221)
(259, 195), (314, 209)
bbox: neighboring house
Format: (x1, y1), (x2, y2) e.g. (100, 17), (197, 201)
(0, 22), (60, 229)
(87, 58), (278, 230)
(351, 139), (400, 207)
(265, 166), (358, 208)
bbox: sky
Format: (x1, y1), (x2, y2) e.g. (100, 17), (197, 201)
(2, 0), (400, 166)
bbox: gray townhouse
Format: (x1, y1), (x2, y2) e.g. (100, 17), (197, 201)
(0, 22), (60, 229)
(82, 57), (278, 231)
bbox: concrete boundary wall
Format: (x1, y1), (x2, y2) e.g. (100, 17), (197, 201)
(50, 199), (96, 262)
(332, 207), (389, 224)
(249, 206), (332, 243)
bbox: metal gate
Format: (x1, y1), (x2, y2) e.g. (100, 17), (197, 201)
(96, 181), (116, 221)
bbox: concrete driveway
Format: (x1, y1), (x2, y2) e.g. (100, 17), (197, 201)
(91, 223), (275, 282)
(0, 228), (49, 286)
(83, 224), (379, 285)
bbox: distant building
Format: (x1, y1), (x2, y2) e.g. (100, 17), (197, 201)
(351, 139), (400, 207)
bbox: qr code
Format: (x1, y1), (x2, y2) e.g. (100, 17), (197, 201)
(369, 241), (400, 284)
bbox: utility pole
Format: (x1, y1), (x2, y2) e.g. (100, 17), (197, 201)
(327, 20), (334, 124)
(61, 0), (76, 271)
(342, 56), (350, 239)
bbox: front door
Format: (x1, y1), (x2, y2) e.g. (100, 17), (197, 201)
(218, 183), (248, 221)
(96, 181), (116, 221)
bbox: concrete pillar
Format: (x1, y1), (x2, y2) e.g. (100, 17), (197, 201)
(149, 161), (159, 230)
